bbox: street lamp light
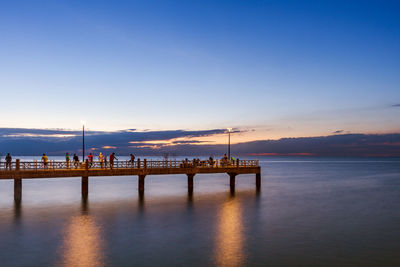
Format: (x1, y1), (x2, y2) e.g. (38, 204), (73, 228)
(227, 128), (232, 160)
(81, 120), (86, 161)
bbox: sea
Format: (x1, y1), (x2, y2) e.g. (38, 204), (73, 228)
(0, 156), (399, 266)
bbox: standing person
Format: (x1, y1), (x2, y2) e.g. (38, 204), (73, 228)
(98, 152), (104, 168)
(88, 153), (94, 168)
(5, 153), (12, 170)
(130, 154), (135, 165)
(221, 154), (228, 166)
(73, 154), (79, 169)
(109, 152), (118, 169)
(104, 154), (108, 168)
(66, 152), (70, 168)
(42, 153), (49, 169)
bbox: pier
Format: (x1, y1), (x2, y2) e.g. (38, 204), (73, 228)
(0, 159), (261, 202)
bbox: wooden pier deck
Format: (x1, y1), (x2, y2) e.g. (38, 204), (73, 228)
(0, 159), (261, 201)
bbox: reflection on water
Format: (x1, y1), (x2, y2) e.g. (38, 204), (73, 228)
(59, 213), (105, 267)
(215, 195), (245, 267)
(13, 200), (22, 223)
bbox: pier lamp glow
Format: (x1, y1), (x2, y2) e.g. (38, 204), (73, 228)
(227, 128), (232, 160)
(81, 120), (86, 161)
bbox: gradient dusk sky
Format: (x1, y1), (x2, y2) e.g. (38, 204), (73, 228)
(1, 0), (399, 143)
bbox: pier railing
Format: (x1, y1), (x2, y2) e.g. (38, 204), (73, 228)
(0, 159), (259, 171)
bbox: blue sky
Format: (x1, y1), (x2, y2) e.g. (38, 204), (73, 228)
(1, 0), (399, 142)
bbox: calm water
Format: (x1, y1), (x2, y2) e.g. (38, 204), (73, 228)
(0, 157), (399, 266)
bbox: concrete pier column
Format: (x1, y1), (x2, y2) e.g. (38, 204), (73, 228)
(14, 179), (22, 202)
(256, 172), (261, 191)
(82, 176), (89, 198)
(187, 173), (195, 195)
(229, 173), (237, 192)
(138, 175), (146, 194)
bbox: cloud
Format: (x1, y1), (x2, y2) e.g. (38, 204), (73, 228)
(231, 134), (400, 157)
(391, 104), (400, 107)
(0, 128), (226, 155)
(332, 130), (344, 134)
(1, 128), (400, 157)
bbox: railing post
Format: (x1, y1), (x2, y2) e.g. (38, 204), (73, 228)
(237, 158), (239, 168)
(85, 159), (89, 171)
(137, 158), (141, 169)
(144, 159), (147, 169)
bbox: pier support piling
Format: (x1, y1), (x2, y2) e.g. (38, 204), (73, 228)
(138, 175), (146, 194)
(14, 179), (22, 202)
(187, 173), (195, 195)
(82, 176), (88, 198)
(256, 172), (261, 191)
(228, 173), (237, 192)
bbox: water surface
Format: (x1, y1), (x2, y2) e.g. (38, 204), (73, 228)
(0, 157), (399, 266)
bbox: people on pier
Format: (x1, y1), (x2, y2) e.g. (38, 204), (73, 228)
(109, 152), (118, 169)
(209, 156), (214, 167)
(73, 154), (79, 168)
(98, 152), (104, 168)
(66, 152), (70, 168)
(5, 153), (12, 170)
(104, 154), (108, 168)
(42, 153), (49, 169)
(88, 153), (94, 168)
(130, 154), (135, 164)
(221, 154), (228, 166)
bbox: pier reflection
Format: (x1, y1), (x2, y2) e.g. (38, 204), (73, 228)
(60, 201), (105, 267)
(13, 200), (22, 223)
(215, 194), (245, 267)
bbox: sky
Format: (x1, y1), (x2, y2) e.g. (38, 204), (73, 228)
(0, 0), (399, 149)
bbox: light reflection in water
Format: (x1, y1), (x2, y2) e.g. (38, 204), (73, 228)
(215, 196), (245, 267)
(60, 215), (105, 267)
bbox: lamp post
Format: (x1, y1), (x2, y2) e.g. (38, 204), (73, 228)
(227, 128), (232, 160)
(81, 120), (86, 161)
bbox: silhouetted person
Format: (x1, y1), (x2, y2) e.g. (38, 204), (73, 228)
(209, 156), (214, 167)
(5, 153), (12, 170)
(109, 152), (117, 169)
(73, 154), (79, 168)
(130, 154), (135, 165)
